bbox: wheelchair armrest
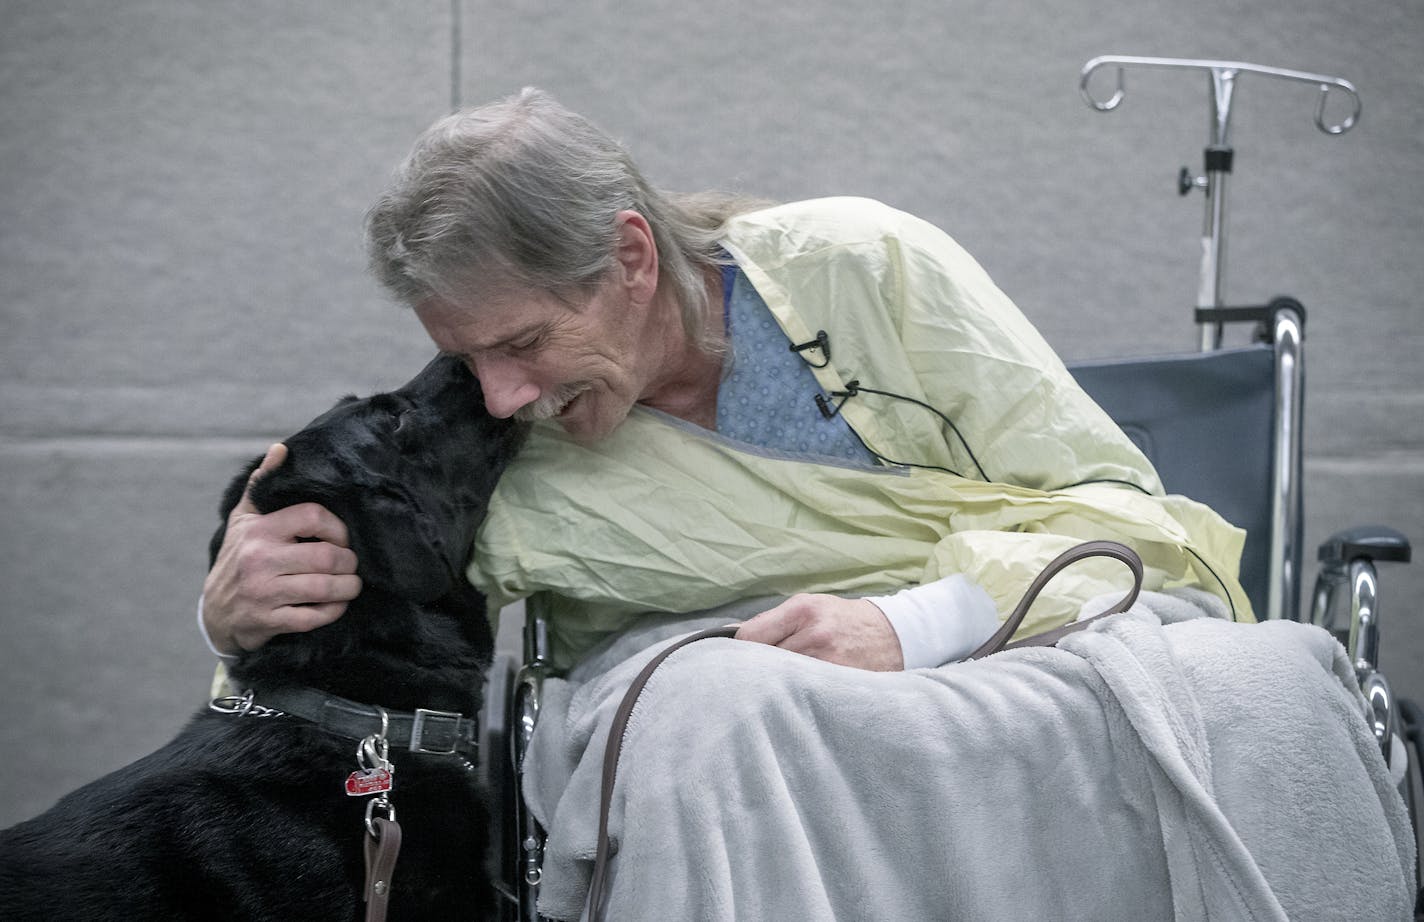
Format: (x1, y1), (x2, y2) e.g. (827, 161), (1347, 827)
(1317, 525), (1412, 566)
(1311, 525), (1412, 770)
(1311, 525), (1411, 668)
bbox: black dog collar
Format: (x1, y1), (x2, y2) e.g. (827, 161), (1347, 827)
(211, 687), (478, 757)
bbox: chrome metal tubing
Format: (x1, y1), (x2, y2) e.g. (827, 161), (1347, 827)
(1079, 56), (1362, 135)
(1267, 307), (1304, 621)
(512, 663), (548, 920)
(514, 609), (554, 920)
(1197, 172), (1229, 350)
(1079, 55), (1359, 351)
(1309, 553), (1385, 676)
(1348, 559), (1382, 678)
(1308, 562), (1344, 640)
(523, 608), (552, 668)
(1307, 546), (1395, 764)
(1196, 68), (1238, 351)
(1359, 669), (1394, 764)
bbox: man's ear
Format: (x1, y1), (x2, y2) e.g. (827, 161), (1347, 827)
(612, 209), (659, 304)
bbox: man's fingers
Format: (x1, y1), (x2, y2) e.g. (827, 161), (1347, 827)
(222, 506), (357, 580)
(262, 501), (353, 549)
(735, 595), (904, 670)
(266, 536), (359, 578)
(229, 443), (288, 520)
(229, 576), (361, 644)
(230, 600), (353, 652)
(734, 599), (805, 647)
(274, 572), (363, 608)
(204, 444), (362, 655)
(274, 600), (354, 634)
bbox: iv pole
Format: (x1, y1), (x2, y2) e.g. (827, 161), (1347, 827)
(1079, 55), (1361, 351)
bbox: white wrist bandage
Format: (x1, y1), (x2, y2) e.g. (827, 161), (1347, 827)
(865, 575), (1000, 669)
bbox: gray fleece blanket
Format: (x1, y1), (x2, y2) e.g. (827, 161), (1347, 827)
(524, 593), (1417, 920)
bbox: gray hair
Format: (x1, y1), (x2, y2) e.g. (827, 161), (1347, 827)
(365, 88), (765, 350)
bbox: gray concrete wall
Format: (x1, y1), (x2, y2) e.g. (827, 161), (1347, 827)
(2, 0), (1420, 827)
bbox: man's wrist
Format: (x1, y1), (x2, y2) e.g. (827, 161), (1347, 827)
(865, 575), (999, 669)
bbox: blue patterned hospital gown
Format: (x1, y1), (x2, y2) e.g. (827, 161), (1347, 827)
(714, 263), (875, 465)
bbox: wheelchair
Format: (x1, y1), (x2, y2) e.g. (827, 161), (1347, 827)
(479, 57), (1422, 920)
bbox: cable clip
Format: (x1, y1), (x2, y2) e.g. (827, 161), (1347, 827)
(814, 380), (860, 419)
(788, 330), (832, 368)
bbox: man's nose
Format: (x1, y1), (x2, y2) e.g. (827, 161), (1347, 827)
(472, 354), (541, 419)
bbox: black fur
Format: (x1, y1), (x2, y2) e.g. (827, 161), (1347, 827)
(0, 355), (527, 921)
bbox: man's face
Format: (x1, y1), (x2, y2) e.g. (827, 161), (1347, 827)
(415, 278), (652, 442)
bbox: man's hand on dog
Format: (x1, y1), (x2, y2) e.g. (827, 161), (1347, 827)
(202, 444), (362, 655)
(736, 595), (904, 671)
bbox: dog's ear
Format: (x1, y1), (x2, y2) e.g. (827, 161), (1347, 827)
(348, 484), (462, 603)
(208, 456), (263, 568)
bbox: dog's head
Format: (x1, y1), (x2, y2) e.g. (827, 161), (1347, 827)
(212, 355), (527, 605)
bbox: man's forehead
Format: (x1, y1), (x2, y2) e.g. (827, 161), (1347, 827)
(416, 293), (559, 352)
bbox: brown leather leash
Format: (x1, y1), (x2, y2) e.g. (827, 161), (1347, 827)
(364, 815), (402, 922)
(349, 711), (402, 922)
(964, 539), (1143, 659)
(585, 622), (743, 919)
(584, 539), (1143, 922)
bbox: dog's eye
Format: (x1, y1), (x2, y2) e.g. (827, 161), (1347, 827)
(393, 410), (411, 434)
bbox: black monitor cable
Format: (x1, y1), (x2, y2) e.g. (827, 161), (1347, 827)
(795, 332), (1235, 619)
(814, 379), (990, 482)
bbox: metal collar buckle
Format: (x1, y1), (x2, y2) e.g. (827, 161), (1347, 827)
(408, 707), (464, 755)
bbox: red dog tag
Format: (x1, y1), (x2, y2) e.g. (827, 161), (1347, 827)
(345, 768), (393, 797)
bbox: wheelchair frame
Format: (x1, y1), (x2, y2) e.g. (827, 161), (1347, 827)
(1080, 55), (1415, 821)
(483, 56), (1420, 919)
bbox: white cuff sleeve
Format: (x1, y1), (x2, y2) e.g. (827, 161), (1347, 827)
(865, 574), (1000, 669)
(197, 595), (240, 663)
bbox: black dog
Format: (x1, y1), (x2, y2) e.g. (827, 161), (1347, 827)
(0, 355), (527, 921)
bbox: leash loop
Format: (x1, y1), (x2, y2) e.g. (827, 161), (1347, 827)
(965, 539), (1143, 659)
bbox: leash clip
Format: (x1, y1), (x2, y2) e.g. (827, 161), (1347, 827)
(349, 707), (398, 821)
(353, 708), (400, 844)
(356, 707), (393, 774)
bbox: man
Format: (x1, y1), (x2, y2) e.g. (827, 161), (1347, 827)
(204, 88), (1247, 673)
(199, 89), (1422, 922)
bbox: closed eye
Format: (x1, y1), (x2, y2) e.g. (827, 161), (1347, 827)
(509, 332), (545, 354)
